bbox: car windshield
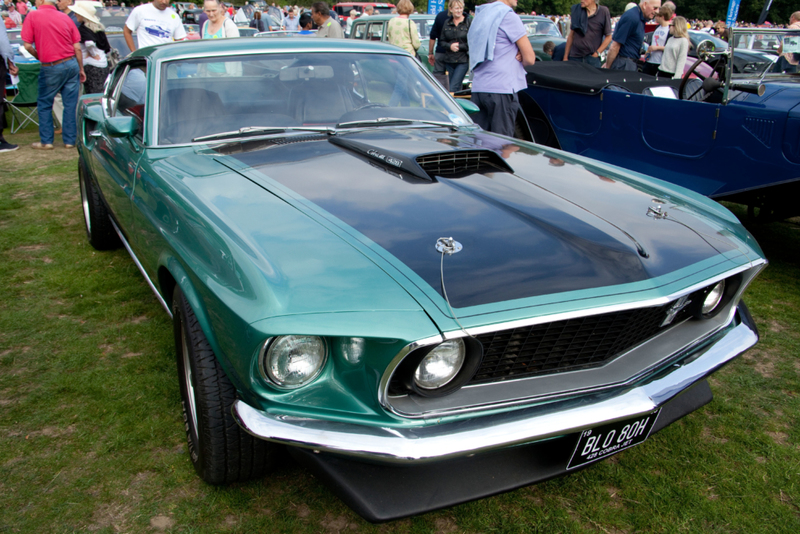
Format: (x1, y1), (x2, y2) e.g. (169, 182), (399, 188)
(157, 52), (471, 145)
(524, 20), (561, 37)
(730, 27), (800, 79)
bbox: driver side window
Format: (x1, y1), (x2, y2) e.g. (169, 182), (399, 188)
(115, 64), (148, 141)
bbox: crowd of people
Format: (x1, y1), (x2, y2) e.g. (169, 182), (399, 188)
(1, 0), (797, 154)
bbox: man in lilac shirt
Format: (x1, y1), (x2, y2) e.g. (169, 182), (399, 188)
(467, 0), (535, 137)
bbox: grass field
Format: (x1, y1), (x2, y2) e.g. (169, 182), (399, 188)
(1, 127), (799, 533)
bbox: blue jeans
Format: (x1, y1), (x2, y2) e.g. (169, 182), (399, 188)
(610, 56), (638, 72)
(445, 62), (469, 92)
(38, 58), (80, 145)
(568, 55), (602, 68)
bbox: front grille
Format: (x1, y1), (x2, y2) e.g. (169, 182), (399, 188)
(469, 301), (692, 384)
(416, 150), (512, 179)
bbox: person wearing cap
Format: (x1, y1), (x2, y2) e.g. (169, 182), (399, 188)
(70, 1), (110, 94)
(21, 0), (86, 150)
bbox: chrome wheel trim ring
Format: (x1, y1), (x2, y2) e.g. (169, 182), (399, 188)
(79, 174), (92, 237)
(181, 326), (199, 437)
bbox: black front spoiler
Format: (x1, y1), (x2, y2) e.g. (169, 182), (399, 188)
(291, 379), (714, 523)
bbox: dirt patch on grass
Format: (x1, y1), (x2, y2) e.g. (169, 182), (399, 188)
(701, 427), (728, 445)
(766, 431), (789, 446)
(606, 486), (623, 508)
(150, 515), (176, 531)
(743, 348), (780, 378)
(433, 516), (459, 533)
(319, 513), (355, 533)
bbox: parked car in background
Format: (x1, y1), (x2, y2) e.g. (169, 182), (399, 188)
(348, 13), (433, 69)
(520, 15), (566, 61)
(520, 27), (799, 219)
(77, 36), (765, 521)
(334, 2), (395, 22)
(182, 8), (204, 24)
(174, 2), (197, 17)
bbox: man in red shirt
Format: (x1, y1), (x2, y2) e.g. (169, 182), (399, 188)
(21, 0), (86, 149)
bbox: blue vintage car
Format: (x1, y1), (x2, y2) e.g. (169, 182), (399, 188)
(519, 27), (799, 220)
(77, 37), (765, 521)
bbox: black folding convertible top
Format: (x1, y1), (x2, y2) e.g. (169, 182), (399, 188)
(524, 62), (683, 95)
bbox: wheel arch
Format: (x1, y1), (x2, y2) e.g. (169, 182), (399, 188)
(518, 90), (562, 149)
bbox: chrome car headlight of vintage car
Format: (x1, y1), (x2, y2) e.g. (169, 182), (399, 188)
(261, 335), (327, 389)
(414, 338), (466, 390)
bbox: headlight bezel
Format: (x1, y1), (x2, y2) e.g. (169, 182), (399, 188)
(259, 335), (328, 390)
(690, 274), (742, 320)
(389, 336), (483, 398)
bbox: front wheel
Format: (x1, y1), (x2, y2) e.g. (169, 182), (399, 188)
(172, 286), (276, 484)
(79, 161), (119, 250)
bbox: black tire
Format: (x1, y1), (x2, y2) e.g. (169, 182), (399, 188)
(78, 161), (120, 250)
(172, 286), (276, 485)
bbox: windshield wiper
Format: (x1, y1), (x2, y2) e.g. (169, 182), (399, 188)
(193, 126), (333, 143)
(335, 117), (459, 130)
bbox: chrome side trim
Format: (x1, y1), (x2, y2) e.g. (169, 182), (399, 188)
(232, 306), (758, 463)
(109, 218), (172, 317)
(378, 260), (765, 415)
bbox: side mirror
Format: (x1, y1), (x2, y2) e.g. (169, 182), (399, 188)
(456, 98), (480, 115)
(83, 102), (104, 123)
(106, 116), (139, 138)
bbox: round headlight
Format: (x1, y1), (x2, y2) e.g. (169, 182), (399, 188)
(414, 339), (466, 390)
(702, 280), (726, 315)
(264, 335), (326, 388)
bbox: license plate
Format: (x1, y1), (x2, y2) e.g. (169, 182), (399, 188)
(567, 409), (661, 470)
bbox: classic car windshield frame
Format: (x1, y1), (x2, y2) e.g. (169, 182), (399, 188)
(153, 50), (470, 147)
(725, 27), (800, 96)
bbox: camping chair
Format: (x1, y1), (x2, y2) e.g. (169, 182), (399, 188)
(6, 61), (40, 134)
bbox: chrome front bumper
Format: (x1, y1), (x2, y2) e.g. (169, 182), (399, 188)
(233, 305), (758, 464)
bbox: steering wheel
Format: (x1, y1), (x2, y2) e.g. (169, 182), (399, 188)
(678, 43), (727, 101)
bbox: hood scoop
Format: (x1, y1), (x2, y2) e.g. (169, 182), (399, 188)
(330, 135), (514, 181)
(416, 150), (513, 179)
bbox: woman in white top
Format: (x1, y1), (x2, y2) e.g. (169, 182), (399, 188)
(658, 16), (689, 80)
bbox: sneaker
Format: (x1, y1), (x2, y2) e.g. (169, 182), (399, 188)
(64, 144), (76, 149)
(31, 142), (55, 150)
(0, 141), (19, 153)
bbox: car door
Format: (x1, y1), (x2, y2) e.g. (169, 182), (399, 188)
(93, 60), (147, 234)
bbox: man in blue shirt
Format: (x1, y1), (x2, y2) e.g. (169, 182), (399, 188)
(605, 0), (660, 71)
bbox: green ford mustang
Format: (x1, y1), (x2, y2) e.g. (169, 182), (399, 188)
(78, 37), (766, 522)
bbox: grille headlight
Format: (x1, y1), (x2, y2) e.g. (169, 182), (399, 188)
(263, 335), (326, 389)
(414, 339), (466, 390)
(701, 280), (726, 315)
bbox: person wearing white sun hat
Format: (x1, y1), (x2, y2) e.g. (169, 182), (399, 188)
(69, 1), (110, 94)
